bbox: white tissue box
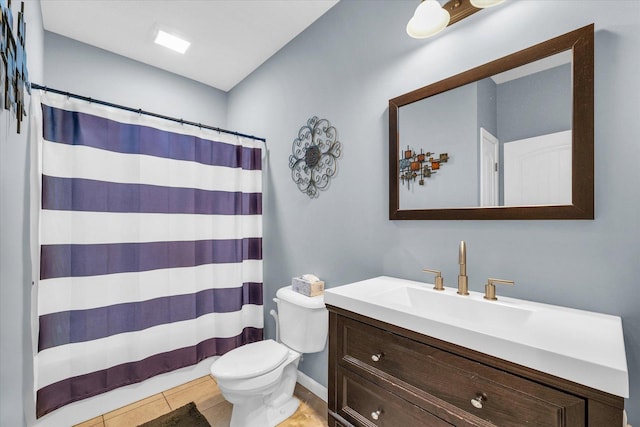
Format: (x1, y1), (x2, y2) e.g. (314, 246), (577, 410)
(291, 277), (325, 297)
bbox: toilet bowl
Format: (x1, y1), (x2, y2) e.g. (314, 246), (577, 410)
(211, 339), (301, 427)
(210, 286), (328, 427)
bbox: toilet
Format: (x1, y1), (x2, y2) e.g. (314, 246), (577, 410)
(210, 286), (328, 427)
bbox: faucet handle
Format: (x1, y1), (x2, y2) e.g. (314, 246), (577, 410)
(423, 268), (445, 291)
(484, 278), (514, 300)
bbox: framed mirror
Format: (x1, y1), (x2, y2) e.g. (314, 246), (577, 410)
(389, 24), (593, 220)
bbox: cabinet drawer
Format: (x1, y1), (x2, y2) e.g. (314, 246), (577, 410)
(339, 316), (585, 426)
(337, 365), (454, 427)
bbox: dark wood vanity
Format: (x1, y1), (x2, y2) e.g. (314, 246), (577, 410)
(327, 306), (624, 427)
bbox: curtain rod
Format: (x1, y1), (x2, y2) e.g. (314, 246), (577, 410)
(30, 83), (266, 143)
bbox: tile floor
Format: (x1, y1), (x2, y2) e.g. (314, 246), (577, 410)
(73, 376), (327, 427)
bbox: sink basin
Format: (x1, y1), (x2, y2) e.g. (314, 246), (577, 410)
(371, 285), (533, 329)
(324, 276), (629, 398)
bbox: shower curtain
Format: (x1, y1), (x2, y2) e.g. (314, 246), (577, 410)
(30, 91), (264, 418)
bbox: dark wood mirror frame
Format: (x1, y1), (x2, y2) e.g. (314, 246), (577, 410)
(389, 24), (594, 220)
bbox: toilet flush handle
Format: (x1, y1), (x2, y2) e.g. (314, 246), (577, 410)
(270, 297), (280, 343)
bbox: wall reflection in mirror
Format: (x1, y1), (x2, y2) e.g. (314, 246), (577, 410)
(399, 51), (572, 210)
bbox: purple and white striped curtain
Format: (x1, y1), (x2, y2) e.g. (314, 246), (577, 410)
(30, 91), (264, 418)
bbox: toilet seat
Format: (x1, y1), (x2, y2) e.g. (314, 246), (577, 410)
(211, 339), (289, 380)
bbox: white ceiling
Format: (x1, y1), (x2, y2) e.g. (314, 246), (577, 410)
(40, 0), (339, 92)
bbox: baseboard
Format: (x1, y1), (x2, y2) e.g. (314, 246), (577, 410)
(296, 369), (328, 402)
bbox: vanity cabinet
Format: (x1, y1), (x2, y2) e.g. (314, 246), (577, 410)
(327, 306), (624, 427)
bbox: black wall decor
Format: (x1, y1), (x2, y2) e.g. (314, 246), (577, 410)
(289, 116), (342, 198)
(399, 147), (449, 188)
(1, 0), (29, 133)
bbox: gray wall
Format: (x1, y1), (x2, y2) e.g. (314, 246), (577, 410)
(0, 3), (44, 426)
(399, 82), (477, 209)
(477, 78), (497, 137)
(498, 63), (572, 142)
(43, 32), (228, 127)
(227, 0), (640, 421)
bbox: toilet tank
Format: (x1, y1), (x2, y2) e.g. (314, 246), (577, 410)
(276, 286), (328, 353)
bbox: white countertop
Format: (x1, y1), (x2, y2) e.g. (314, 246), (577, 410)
(324, 276), (629, 398)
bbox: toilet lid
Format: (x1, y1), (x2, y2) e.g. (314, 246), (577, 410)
(210, 339), (289, 379)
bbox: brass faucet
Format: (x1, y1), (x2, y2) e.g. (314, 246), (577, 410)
(423, 268), (445, 291)
(457, 241), (469, 295)
(484, 278), (515, 300)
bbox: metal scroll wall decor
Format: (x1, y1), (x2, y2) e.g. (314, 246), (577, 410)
(289, 116), (342, 198)
(400, 147), (449, 188)
(1, 0), (29, 133)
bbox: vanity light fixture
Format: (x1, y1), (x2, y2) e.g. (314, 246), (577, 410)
(407, 0), (507, 39)
(470, 0), (506, 8)
(406, 0), (451, 39)
(154, 29), (191, 54)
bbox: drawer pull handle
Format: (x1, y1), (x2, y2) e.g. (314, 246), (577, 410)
(371, 353), (383, 362)
(471, 392), (487, 409)
(371, 409), (382, 420)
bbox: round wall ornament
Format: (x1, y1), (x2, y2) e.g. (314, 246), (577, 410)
(288, 116), (342, 198)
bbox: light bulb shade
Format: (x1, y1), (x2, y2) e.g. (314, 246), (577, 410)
(470, 0), (506, 8)
(406, 0), (451, 39)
